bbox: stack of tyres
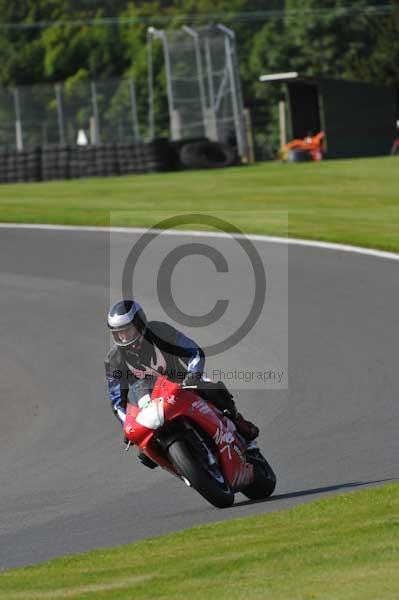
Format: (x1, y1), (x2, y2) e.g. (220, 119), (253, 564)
(143, 139), (173, 173)
(26, 148), (41, 182)
(92, 146), (102, 178)
(103, 144), (118, 177)
(85, 146), (107, 178)
(179, 140), (238, 170)
(0, 153), (4, 183)
(117, 144), (137, 175)
(77, 146), (97, 178)
(115, 144), (125, 175)
(66, 144), (118, 179)
(16, 151), (25, 182)
(69, 146), (80, 179)
(133, 143), (148, 174)
(41, 147), (56, 180)
(132, 143), (146, 174)
(116, 144), (128, 175)
(94, 145), (118, 178)
(115, 139), (174, 176)
(0, 140), (178, 185)
(95, 146), (107, 177)
(0, 149), (40, 183)
(70, 146), (84, 178)
(5, 152), (18, 183)
(168, 138), (208, 170)
(42, 146), (70, 181)
(74, 146), (87, 178)
(57, 146), (69, 180)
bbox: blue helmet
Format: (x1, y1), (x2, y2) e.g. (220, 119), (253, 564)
(107, 300), (147, 348)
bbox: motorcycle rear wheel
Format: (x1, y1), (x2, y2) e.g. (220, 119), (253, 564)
(241, 454), (276, 500)
(168, 439), (234, 508)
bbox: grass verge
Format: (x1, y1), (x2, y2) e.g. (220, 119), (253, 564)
(0, 156), (398, 252)
(1, 482), (398, 599)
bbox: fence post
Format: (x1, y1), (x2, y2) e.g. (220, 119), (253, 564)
(161, 31), (180, 140)
(243, 108), (255, 164)
(218, 24), (247, 160)
(90, 81), (100, 144)
(55, 83), (66, 145)
(279, 100), (287, 147)
(223, 34), (243, 157)
(147, 28), (155, 140)
(13, 87), (23, 151)
(204, 34), (218, 141)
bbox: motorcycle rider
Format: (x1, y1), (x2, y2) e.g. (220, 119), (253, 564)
(105, 299), (259, 467)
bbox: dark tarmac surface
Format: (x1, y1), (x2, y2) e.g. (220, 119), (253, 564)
(0, 228), (397, 570)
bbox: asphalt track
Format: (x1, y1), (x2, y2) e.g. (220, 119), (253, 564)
(0, 227), (398, 571)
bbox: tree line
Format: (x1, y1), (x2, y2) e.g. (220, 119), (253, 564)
(0, 0), (397, 154)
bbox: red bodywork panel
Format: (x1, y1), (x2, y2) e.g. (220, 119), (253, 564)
(123, 376), (253, 491)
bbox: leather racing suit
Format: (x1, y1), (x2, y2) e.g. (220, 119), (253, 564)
(105, 320), (204, 423)
(105, 320), (258, 441)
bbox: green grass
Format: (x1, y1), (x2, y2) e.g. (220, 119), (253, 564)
(0, 156), (398, 252)
(1, 482), (398, 599)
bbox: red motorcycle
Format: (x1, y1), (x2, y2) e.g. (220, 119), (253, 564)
(124, 376), (276, 508)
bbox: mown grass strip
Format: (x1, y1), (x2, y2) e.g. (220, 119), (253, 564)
(1, 482), (398, 599)
(0, 156), (398, 252)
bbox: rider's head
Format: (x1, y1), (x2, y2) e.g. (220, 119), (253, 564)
(107, 300), (147, 350)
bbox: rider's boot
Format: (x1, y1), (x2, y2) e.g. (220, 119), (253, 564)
(208, 381), (259, 442)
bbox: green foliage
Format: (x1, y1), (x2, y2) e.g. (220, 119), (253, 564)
(0, 1), (397, 151)
(1, 482), (399, 599)
(0, 156), (398, 252)
(247, 0), (398, 153)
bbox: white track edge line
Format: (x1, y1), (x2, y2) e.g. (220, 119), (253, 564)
(0, 222), (398, 262)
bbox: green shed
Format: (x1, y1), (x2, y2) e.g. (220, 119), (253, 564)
(259, 72), (397, 159)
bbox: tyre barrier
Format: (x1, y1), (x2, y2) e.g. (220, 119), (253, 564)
(42, 146), (70, 181)
(0, 138), (240, 184)
(179, 140), (238, 170)
(0, 148), (41, 184)
(168, 138), (208, 170)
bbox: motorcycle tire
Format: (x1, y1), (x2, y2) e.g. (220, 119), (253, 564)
(241, 454), (276, 500)
(168, 439), (234, 508)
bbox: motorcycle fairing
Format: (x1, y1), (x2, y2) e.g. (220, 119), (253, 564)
(123, 376), (254, 490)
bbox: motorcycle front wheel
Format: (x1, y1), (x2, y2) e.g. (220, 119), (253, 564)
(168, 439), (234, 508)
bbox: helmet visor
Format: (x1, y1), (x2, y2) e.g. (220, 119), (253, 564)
(112, 324), (141, 347)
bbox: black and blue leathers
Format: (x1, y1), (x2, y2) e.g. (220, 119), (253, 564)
(105, 320), (204, 423)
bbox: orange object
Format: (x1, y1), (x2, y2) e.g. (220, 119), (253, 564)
(283, 131), (325, 160)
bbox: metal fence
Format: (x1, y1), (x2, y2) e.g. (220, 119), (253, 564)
(148, 24), (250, 160)
(0, 24), (252, 161)
(0, 77), (141, 152)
